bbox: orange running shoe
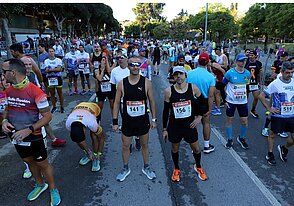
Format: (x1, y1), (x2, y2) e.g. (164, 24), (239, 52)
(171, 169), (181, 182)
(194, 165), (208, 181)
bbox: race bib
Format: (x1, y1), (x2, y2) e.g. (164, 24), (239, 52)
(74, 69), (79, 75)
(249, 84), (259, 91)
(83, 68), (90, 74)
(281, 102), (294, 116)
(11, 139), (31, 147)
(79, 64), (85, 69)
(94, 61), (99, 68)
(126, 100), (145, 117)
(233, 84), (247, 102)
(0, 93), (7, 113)
(100, 82), (111, 92)
(172, 100), (192, 119)
(48, 77), (58, 86)
(140, 68), (147, 77)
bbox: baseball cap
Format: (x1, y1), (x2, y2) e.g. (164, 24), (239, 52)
(172, 66), (186, 74)
(198, 53), (210, 64)
(249, 50), (257, 56)
(70, 44), (76, 48)
(214, 46), (221, 51)
(178, 54), (185, 60)
(236, 53), (248, 61)
(139, 47), (146, 52)
(281, 51), (289, 57)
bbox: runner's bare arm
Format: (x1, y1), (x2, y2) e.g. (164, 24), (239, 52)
(146, 79), (156, 119)
(31, 58), (43, 83)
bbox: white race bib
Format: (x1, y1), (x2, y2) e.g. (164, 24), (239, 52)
(0, 93), (7, 113)
(140, 68), (147, 77)
(94, 61), (99, 68)
(74, 69), (79, 75)
(79, 64), (85, 69)
(100, 82), (111, 92)
(11, 139), (31, 146)
(172, 100), (192, 119)
(48, 77), (59, 86)
(126, 100), (145, 117)
(249, 84), (259, 91)
(233, 84), (247, 102)
(83, 68), (90, 74)
(281, 102), (294, 116)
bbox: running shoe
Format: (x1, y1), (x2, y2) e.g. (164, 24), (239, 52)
(157, 71), (159, 75)
(266, 153), (276, 166)
(51, 107), (57, 114)
(69, 89), (73, 96)
(142, 166), (156, 180)
(135, 138), (141, 151)
(237, 136), (248, 150)
(261, 128), (269, 137)
(74, 89), (79, 95)
(203, 144), (215, 154)
(87, 90), (94, 95)
(225, 139), (233, 149)
(277, 145), (288, 162)
(211, 108), (222, 116)
(194, 165), (208, 181)
(91, 159), (101, 172)
(171, 169), (181, 182)
(116, 168), (131, 182)
(220, 102), (225, 108)
(278, 132), (288, 138)
(250, 110), (259, 118)
(60, 107), (65, 113)
(51, 138), (66, 147)
(23, 169), (32, 179)
(79, 151), (91, 166)
(27, 183), (48, 201)
(80, 90), (87, 95)
(50, 188), (61, 206)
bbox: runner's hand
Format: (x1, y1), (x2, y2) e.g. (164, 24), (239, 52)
(2, 121), (14, 133)
(269, 107), (279, 114)
(12, 128), (31, 141)
(225, 102), (230, 109)
(150, 122), (157, 129)
(190, 116), (202, 128)
(162, 130), (168, 142)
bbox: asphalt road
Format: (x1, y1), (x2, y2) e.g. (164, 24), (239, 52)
(0, 58), (294, 206)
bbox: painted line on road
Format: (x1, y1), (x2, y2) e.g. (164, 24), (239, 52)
(211, 127), (282, 206)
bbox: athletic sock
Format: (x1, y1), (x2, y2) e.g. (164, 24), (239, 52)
(226, 126), (233, 140)
(172, 151), (180, 169)
(240, 125), (247, 139)
(204, 140), (209, 148)
(193, 152), (201, 168)
(264, 117), (271, 128)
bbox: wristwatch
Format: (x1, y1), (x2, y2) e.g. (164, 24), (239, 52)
(152, 118), (157, 123)
(28, 125), (34, 133)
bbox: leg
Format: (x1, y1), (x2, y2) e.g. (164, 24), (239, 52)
(35, 159), (56, 189)
(97, 101), (104, 123)
(86, 75), (91, 90)
(251, 90), (259, 111)
(56, 87), (64, 108)
(80, 73), (85, 90)
(268, 130), (276, 152)
(73, 77), (78, 91)
(284, 133), (294, 149)
(171, 143), (180, 169)
(122, 135), (132, 166)
(49, 88), (56, 108)
(23, 156), (44, 185)
(139, 133), (150, 165)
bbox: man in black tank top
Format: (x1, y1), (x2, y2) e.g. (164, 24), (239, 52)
(112, 56), (157, 182)
(162, 66), (208, 182)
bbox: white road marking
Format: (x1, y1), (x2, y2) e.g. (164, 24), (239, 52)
(211, 127), (282, 206)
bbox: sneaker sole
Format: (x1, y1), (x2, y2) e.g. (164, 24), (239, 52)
(79, 159), (91, 166)
(237, 137), (248, 150)
(203, 148), (215, 154)
(28, 183), (48, 201)
(117, 169), (131, 182)
(142, 168), (156, 180)
(50, 198), (61, 206)
(277, 145), (287, 162)
(92, 161), (101, 172)
(250, 111), (258, 118)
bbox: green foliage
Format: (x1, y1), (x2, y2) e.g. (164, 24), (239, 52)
(152, 22), (171, 39)
(124, 23), (141, 38)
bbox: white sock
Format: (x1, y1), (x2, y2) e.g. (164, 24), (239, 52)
(204, 141), (210, 148)
(24, 162), (30, 171)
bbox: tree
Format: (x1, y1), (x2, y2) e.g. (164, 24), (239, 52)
(124, 23), (141, 38)
(152, 22), (171, 39)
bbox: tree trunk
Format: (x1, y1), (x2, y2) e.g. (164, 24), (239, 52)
(52, 13), (65, 37)
(1, 18), (12, 58)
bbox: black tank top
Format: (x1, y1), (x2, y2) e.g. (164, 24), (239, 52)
(169, 83), (195, 125)
(92, 52), (102, 68)
(122, 76), (148, 119)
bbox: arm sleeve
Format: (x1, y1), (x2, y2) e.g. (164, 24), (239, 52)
(162, 101), (170, 128)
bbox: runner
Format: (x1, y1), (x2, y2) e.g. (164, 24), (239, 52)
(77, 44), (92, 95)
(138, 47), (152, 80)
(221, 53), (251, 149)
(152, 43), (161, 75)
(112, 56), (157, 182)
(187, 53), (216, 153)
(163, 66), (208, 182)
(259, 61), (294, 165)
(64, 45), (79, 96)
(44, 48), (65, 113)
(245, 50), (262, 118)
(66, 102), (105, 171)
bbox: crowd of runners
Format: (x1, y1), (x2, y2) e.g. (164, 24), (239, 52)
(0, 36), (293, 206)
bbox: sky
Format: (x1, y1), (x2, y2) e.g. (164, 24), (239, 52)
(105, 0), (259, 22)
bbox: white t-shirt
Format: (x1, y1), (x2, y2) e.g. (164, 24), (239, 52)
(44, 58), (63, 77)
(53, 45), (64, 57)
(66, 109), (99, 133)
(77, 51), (90, 73)
(110, 66), (130, 85)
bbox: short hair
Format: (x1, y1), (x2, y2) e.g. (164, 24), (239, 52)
(48, 47), (55, 51)
(128, 55), (140, 63)
(39, 43), (46, 48)
(4, 58), (26, 75)
(9, 43), (24, 54)
(281, 61), (293, 72)
(79, 44), (84, 48)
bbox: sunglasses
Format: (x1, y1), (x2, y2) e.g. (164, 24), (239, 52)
(1, 69), (13, 74)
(128, 62), (141, 67)
(116, 56), (126, 60)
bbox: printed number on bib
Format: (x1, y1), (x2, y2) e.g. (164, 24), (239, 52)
(79, 64), (85, 69)
(172, 100), (192, 119)
(94, 61), (99, 68)
(48, 77), (58, 86)
(126, 101), (145, 117)
(281, 102), (294, 116)
(233, 84), (246, 102)
(249, 84), (258, 91)
(83, 68), (90, 74)
(100, 82), (111, 92)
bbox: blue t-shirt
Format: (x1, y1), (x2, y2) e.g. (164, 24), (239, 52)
(187, 67), (216, 98)
(39, 52), (50, 74)
(222, 68), (250, 104)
